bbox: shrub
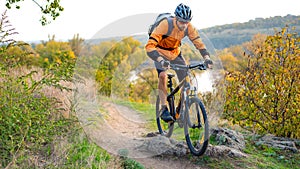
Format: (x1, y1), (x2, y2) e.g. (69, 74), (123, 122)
(224, 27), (300, 138)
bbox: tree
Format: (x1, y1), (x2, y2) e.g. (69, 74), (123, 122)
(224, 27), (300, 138)
(217, 49), (239, 72)
(129, 68), (158, 103)
(5, 0), (64, 25)
(35, 38), (75, 65)
(3, 41), (40, 66)
(242, 33), (267, 57)
(111, 47), (148, 100)
(34, 38), (76, 80)
(95, 37), (141, 96)
(217, 34), (268, 73)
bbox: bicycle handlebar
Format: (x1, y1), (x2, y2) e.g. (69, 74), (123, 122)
(170, 62), (207, 71)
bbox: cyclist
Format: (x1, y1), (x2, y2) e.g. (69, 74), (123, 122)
(145, 3), (213, 122)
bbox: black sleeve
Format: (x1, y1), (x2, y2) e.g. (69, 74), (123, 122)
(199, 49), (210, 57)
(147, 50), (160, 61)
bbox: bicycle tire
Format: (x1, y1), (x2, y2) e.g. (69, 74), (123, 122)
(184, 97), (209, 156)
(156, 95), (174, 137)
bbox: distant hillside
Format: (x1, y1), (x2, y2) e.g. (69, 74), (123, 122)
(201, 14), (300, 49)
(86, 15), (300, 50)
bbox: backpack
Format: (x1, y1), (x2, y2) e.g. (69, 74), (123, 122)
(148, 13), (188, 39)
(148, 13), (173, 38)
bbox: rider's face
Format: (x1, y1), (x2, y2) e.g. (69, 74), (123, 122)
(176, 20), (189, 31)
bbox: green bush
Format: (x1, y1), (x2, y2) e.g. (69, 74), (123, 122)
(0, 46), (73, 168)
(0, 17), (74, 167)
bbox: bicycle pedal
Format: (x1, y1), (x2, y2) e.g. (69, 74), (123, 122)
(161, 114), (174, 123)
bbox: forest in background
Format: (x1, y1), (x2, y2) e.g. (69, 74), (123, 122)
(202, 14), (300, 49)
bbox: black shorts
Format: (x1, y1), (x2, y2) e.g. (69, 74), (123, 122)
(154, 53), (187, 82)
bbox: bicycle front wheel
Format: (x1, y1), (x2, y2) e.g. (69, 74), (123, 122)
(156, 95), (174, 138)
(184, 97), (209, 156)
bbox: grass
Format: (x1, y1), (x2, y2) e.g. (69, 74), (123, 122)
(121, 158), (145, 169)
(112, 98), (157, 130)
(115, 98), (188, 140)
(242, 138), (300, 169)
(43, 130), (114, 169)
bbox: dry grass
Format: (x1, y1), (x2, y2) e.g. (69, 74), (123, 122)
(8, 66), (76, 118)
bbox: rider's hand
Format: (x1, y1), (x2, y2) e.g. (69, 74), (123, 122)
(204, 58), (213, 69)
(160, 59), (170, 69)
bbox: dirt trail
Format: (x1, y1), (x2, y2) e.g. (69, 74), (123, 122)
(101, 102), (202, 169)
(102, 102), (149, 138)
(77, 100), (201, 169)
(72, 76), (204, 169)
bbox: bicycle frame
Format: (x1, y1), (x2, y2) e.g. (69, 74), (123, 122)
(166, 63), (206, 121)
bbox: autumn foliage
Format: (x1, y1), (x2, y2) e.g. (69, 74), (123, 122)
(224, 27), (300, 138)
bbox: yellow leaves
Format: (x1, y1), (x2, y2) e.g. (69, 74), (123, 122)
(55, 58), (62, 64)
(224, 27), (300, 138)
(35, 40), (75, 64)
(219, 51), (239, 72)
(69, 51), (76, 59)
(225, 75), (235, 82)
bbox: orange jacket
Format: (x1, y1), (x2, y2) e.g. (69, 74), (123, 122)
(145, 17), (207, 61)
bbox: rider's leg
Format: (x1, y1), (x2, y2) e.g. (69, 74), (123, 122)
(154, 60), (168, 106)
(155, 61), (174, 122)
(158, 71), (167, 106)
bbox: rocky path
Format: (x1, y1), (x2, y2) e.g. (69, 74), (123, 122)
(75, 95), (202, 168)
(100, 102), (201, 168)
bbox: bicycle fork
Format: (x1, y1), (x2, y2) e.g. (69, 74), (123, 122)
(180, 82), (190, 120)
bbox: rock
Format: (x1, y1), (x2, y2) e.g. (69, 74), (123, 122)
(256, 134), (298, 153)
(205, 145), (248, 158)
(137, 135), (188, 156)
(210, 127), (246, 151)
(204, 127), (248, 158)
(139, 128), (249, 158)
(140, 129), (248, 158)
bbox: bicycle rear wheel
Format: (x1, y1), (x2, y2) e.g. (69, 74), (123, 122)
(184, 97), (209, 156)
(156, 95), (174, 137)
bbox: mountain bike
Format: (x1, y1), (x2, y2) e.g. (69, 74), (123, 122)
(155, 62), (209, 156)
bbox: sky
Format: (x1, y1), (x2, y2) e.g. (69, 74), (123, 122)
(1, 0), (299, 42)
